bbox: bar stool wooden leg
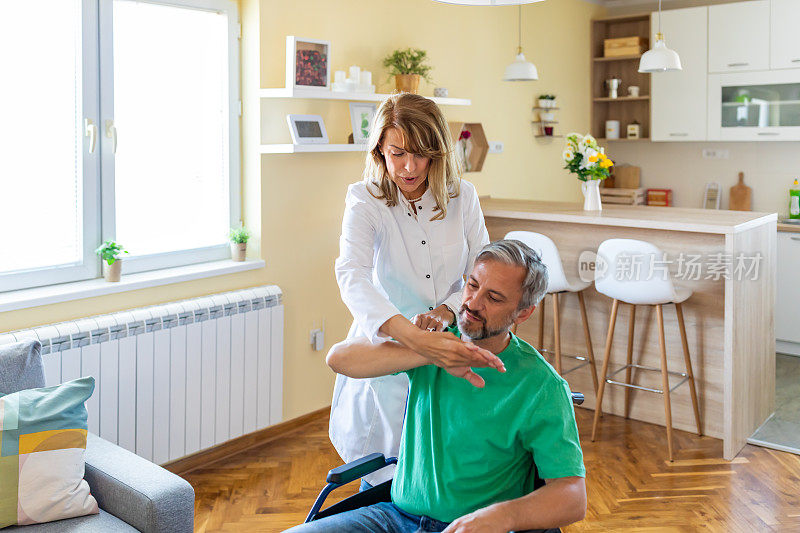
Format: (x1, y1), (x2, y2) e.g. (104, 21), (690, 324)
(624, 304), (637, 419)
(656, 304), (674, 462)
(592, 298), (620, 442)
(538, 295), (546, 352)
(676, 303), (702, 436)
(552, 293), (562, 375)
(577, 291), (599, 395)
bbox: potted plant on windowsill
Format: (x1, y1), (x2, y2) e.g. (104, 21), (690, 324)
(96, 240), (128, 282)
(229, 226), (250, 262)
(382, 48), (433, 94)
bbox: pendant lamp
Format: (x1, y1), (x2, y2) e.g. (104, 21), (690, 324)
(638, 0), (682, 72)
(503, 4), (538, 81)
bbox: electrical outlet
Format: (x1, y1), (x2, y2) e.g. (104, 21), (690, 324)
(310, 328), (324, 351)
(488, 141), (504, 154)
(702, 149), (730, 159)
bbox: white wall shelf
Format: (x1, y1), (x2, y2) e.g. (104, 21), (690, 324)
(260, 87), (471, 106)
(259, 143), (367, 154)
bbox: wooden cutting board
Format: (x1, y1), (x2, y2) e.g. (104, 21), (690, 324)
(729, 172), (752, 211)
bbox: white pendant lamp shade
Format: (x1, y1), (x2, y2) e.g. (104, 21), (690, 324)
(503, 3), (538, 81)
(640, 0), (682, 73)
(638, 33), (682, 72)
(504, 51), (539, 81)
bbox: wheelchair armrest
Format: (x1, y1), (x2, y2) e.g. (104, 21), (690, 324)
(326, 452), (396, 485)
(571, 392), (584, 405)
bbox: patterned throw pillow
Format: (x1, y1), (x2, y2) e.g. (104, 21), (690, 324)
(0, 377), (99, 528)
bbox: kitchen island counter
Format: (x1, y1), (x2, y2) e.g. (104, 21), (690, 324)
(482, 198), (776, 460)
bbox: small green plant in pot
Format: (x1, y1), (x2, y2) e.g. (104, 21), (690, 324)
(95, 240), (128, 282)
(538, 94), (557, 109)
(382, 48), (433, 94)
(229, 226), (250, 262)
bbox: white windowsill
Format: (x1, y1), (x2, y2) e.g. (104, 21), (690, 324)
(0, 259), (265, 314)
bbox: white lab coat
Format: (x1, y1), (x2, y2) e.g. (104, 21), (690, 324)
(330, 178), (489, 485)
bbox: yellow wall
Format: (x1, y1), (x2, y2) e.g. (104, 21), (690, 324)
(1, 0), (603, 422)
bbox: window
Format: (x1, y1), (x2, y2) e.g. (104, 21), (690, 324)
(0, 0), (240, 292)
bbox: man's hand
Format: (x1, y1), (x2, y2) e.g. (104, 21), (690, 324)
(411, 330), (505, 373)
(411, 304), (455, 332)
(444, 366), (486, 388)
(443, 506), (508, 533)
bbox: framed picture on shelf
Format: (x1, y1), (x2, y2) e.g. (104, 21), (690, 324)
(286, 36), (331, 92)
(348, 102), (377, 144)
(286, 114), (329, 144)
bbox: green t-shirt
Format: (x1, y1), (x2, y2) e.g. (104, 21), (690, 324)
(390, 328), (585, 523)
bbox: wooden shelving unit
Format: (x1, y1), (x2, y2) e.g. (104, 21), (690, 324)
(590, 14), (652, 141)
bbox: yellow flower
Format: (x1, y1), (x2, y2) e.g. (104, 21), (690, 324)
(588, 155), (598, 163)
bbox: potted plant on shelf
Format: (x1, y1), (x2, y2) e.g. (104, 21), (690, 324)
(229, 225), (250, 262)
(382, 48), (433, 94)
(95, 240), (128, 282)
(563, 133), (614, 211)
(538, 94), (557, 109)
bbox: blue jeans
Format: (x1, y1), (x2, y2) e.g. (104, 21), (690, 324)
(283, 501), (450, 533)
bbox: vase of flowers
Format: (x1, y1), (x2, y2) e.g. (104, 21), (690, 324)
(458, 129), (472, 172)
(562, 133), (614, 211)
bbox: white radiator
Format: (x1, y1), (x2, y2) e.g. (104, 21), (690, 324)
(0, 286), (283, 465)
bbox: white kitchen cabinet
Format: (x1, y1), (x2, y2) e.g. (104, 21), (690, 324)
(651, 7), (708, 141)
(771, 0), (800, 70)
(776, 231), (800, 352)
(708, 1), (770, 73)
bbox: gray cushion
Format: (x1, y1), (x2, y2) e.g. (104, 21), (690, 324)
(0, 340), (45, 395)
(1, 509), (138, 532)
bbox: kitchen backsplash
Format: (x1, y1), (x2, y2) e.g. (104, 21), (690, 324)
(609, 141), (800, 216)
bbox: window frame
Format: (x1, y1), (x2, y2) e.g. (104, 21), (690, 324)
(98, 0), (241, 275)
(0, 0), (241, 292)
(0, 0), (101, 293)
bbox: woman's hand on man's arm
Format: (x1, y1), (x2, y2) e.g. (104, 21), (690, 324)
(379, 315), (505, 372)
(411, 304), (455, 332)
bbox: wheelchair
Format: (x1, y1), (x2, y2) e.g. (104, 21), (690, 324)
(303, 392), (585, 532)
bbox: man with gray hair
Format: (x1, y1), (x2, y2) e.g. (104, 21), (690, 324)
(287, 239), (586, 533)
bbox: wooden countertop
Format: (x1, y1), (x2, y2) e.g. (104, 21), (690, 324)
(480, 198), (777, 235)
(778, 222), (800, 233)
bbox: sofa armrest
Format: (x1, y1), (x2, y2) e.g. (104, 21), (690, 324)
(84, 433), (194, 533)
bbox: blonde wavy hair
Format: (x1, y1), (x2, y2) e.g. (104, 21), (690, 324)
(363, 93), (461, 221)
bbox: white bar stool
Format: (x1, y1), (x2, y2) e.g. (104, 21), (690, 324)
(505, 231), (599, 394)
(590, 238), (702, 462)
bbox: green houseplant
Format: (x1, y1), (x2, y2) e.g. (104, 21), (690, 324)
(229, 226), (250, 262)
(537, 94), (557, 109)
(95, 240), (128, 282)
(382, 48), (433, 94)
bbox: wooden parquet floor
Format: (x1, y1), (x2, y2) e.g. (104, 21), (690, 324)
(184, 407), (800, 532)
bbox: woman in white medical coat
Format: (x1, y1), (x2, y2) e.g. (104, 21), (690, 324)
(331, 93), (493, 488)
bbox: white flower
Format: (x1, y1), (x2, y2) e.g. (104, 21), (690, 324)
(562, 149), (575, 162)
(579, 148), (599, 169)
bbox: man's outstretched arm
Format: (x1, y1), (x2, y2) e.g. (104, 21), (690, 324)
(326, 337), (502, 388)
(443, 476), (587, 533)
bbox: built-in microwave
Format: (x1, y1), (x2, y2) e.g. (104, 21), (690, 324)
(708, 69), (800, 141)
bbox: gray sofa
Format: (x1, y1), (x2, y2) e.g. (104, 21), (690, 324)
(0, 340), (195, 532)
